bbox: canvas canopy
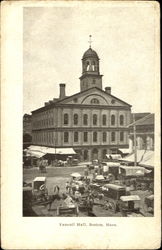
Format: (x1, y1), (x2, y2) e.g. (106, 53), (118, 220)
(27, 145), (76, 155)
(33, 177), (46, 182)
(106, 154), (122, 160)
(26, 150), (45, 158)
(139, 151), (154, 167)
(120, 195), (140, 202)
(102, 162), (120, 167)
(71, 172), (81, 178)
(103, 183), (125, 190)
(95, 175), (105, 180)
(120, 166), (146, 176)
(121, 150), (154, 165)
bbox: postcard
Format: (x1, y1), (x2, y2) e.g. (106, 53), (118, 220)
(1, 0), (161, 249)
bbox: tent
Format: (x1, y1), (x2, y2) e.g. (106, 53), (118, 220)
(120, 150), (154, 167)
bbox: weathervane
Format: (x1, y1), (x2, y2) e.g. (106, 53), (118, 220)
(88, 35), (92, 48)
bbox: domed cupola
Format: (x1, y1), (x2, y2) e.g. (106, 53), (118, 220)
(79, 35), (103, 92)
(82, 48), (99, 60)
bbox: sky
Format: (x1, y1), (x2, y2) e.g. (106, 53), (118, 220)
(23, 3), (157, 114)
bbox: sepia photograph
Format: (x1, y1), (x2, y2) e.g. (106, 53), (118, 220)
(1, 1), (160, 249)
(23, 4), (156, 218)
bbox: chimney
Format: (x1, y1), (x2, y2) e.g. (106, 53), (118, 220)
(105, 87), (111, 94)
(59, 83), (66, 99)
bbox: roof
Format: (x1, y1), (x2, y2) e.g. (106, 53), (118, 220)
(106, 154), (122, 160)
(82, 48), (99, 59)
(103, 184), (125, 190)
(129, 113), (154, 127)
(33, 177), (46, 182)
(130, 113), (151, 123)
(102, 162), (120, 167)
(32, 86), (132, 113)
(120, 195), (140, 201)
(120, 166), (146, 176)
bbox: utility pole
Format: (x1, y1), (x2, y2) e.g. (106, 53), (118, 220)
(133, 114), (137, 166)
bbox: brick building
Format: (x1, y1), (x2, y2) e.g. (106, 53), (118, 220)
(32, 46), (132, 161)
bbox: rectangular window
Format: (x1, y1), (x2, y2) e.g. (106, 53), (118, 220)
(84, 132), (88, 142)
(64, 132), (69, 143)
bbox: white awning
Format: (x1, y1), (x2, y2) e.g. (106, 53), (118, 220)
(33, 177), (46, 182)
(120, 150), (154, 166)
(26, 149), (45, 158)
(106, 154), (122, 160)
(27, 145), (76, 155)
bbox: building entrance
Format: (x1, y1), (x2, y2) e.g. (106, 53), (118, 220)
(92, 148), (98, 160)
(83, 150), (88, 161)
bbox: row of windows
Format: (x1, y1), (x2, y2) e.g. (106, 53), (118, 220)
(64, 113), (125, 126)
(64, 131), (124, 143)
(33, 118), (54, 127)
(33, 113), (126, 128)
(33, 131), (125, 144)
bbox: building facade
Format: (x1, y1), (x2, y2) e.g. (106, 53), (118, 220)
(129, 113), (154, 151)
(32, 46), (132, 161)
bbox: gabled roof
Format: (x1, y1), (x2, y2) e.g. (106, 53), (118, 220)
(32, 87), (131, 113)
(55, 87), (132, 107)
(129, 113), (154, 127)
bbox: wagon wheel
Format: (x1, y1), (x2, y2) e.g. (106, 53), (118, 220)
(106, 201), (116, 213)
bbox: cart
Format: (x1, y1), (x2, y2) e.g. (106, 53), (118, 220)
(32, 177), (48, 201)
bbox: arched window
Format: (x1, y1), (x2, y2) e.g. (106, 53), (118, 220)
(64, 132), (69, 143)
(102, 114), (106, 125)
(83, 114), (88, 125)
(111, 114), (115, 125)
(120, 132), (124, 142)
(74, 114), (78, 125)
(93, 132), (97, 142)
(84, 150), (88, 160)
(74, 132), (78, 142)
(102, 149), (107, 159)
(103, 132), (107, 142)
(120, 115), (124, 126)
(111, 132), (115, 142)
(84, 132), (88, 142)
(91, 98), (99, 104)
(92, 61), (96, 71)
(93, 114), (97, 125)
(64, 113), (68, 125)
(86, 61), (90, 71)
